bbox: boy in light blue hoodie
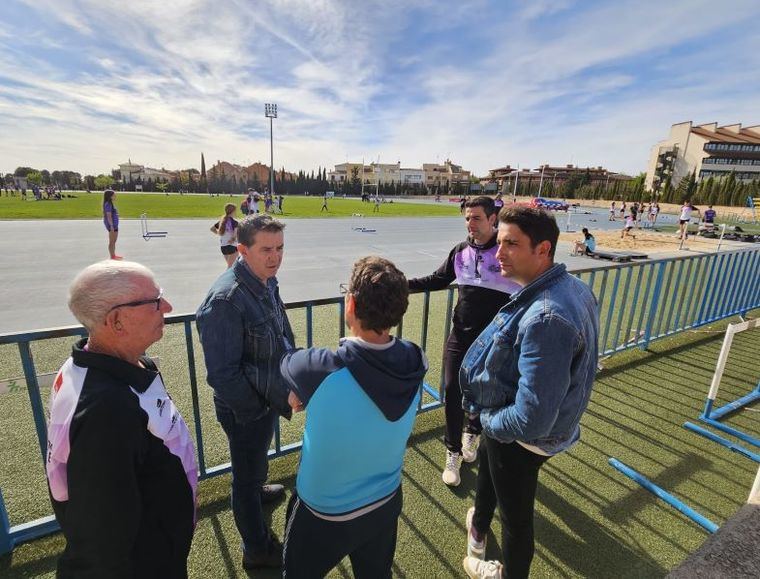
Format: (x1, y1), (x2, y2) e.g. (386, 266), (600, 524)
(281, 256), (428, 578)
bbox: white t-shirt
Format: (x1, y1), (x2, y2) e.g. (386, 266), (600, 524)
(217, 218), (238, 246)
(680, 205), (693, 221)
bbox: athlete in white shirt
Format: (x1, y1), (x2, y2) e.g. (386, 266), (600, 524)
(678, 200), (700, 240)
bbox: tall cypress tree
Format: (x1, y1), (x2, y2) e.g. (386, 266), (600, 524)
(200, 153), (208, 193)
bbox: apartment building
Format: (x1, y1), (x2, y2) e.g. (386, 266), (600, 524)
(646, 121), (760, 192)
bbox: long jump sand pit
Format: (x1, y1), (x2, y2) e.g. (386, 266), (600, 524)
(559, 229), (741, 254)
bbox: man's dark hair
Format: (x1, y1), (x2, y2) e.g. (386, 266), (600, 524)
(237, 214), (285, 247)
(465, 195), (497, 217)
(498, 205), (560, 258)
(349, 256), (408, 333)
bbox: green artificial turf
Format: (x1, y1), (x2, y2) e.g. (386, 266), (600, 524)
(0, 193), (459, 220)
(1, 294), (758, 577)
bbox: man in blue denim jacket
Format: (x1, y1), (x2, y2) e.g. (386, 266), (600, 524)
(460, 206), (599, 579)
(196, 215), (295, 571)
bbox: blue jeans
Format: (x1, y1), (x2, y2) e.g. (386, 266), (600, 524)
(216, 404), (276, 555)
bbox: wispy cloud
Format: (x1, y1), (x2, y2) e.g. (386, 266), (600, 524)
(0, 0), (758, 177)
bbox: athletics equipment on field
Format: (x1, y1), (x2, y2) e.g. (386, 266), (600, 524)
(698, 318), (760, 449)
(350, 213), (376, 233)
(140, 213), (168, 240)
(608, 458), (718, 533)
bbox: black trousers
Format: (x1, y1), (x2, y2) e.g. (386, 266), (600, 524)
(444, 334), (482, 453)
(283, 489), (402, 578)
(472, 437), (550, 579)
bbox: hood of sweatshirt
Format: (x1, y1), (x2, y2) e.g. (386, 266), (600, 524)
(280, 337), (428, 421)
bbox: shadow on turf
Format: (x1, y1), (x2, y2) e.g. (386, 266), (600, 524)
(536, 483), (667, 577)
(597, 331), (722, 377)
(0, 537), (63, 578)
(600, 453), (713, 525)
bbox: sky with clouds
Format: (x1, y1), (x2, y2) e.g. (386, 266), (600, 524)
(1, 0), (758, 177)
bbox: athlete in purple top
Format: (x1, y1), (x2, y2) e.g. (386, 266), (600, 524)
(102, 189), (122, 260)
(408, 196), (521, 486)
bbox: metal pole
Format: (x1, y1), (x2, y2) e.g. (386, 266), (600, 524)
(608, 458), (719, 533)
(265, 103), (277, 196)
(716, 223), (727, 252)
(269, 116), (274, 195)
(538, 164), (545, 196)
(512, 166), (519, 201)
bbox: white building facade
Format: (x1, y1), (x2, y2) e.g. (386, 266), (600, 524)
(646, 122), (760, 193)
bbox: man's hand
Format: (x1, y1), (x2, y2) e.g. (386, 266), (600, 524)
(288, 391), (304, 413)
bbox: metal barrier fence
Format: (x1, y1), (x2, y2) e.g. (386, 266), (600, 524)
(1, 246), (759, 554)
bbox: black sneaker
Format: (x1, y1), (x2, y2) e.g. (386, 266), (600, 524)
(260, 483), (285, 505)
(242, 535), (283, 570)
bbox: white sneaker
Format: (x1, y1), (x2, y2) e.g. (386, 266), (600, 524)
(461, 433), (480, 463)
(466, 507), (486, 559)
(442, 450), (462, 486)
(463, 556), (503, 578)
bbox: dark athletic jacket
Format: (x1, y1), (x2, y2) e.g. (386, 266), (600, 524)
(408, 235), (521, 344)
(46, 339), (197, 578)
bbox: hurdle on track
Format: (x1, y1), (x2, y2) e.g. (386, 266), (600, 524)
(700, 318), (760, 449)
(683, 422), (760, 463)
(350, 213), (376, 233)
(608, 458), (719, 533)
(140, 213), (168, 240)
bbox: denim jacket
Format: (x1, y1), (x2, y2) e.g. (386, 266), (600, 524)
(196, 258), (296, 423)
(460, 263), (599, 455)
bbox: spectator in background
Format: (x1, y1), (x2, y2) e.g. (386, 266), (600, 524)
(703, 205), (717, 224)
(621, 213), (636, 240)
(573, 228), (596, 256)
(678, 200), (701, 240)
(210, 203), (239, 268)
(630, 202), (639, 228)
(103, 189), (122, 260)
(649, 202), (660, 229)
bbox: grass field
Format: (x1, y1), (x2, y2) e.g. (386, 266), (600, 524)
(1, 257), (759, 578)
(0, 193), (460, 220)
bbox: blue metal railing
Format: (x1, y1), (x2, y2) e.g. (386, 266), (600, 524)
(1, 246), (759, 554)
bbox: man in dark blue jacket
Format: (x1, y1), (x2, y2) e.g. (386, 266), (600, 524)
(281, 256), (428, 578)
(196, 215), (294, 571)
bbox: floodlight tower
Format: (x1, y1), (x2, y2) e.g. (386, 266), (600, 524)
(265, 103), (277, 195)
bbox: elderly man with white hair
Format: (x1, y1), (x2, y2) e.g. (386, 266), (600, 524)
(46, 260), (198, 579)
